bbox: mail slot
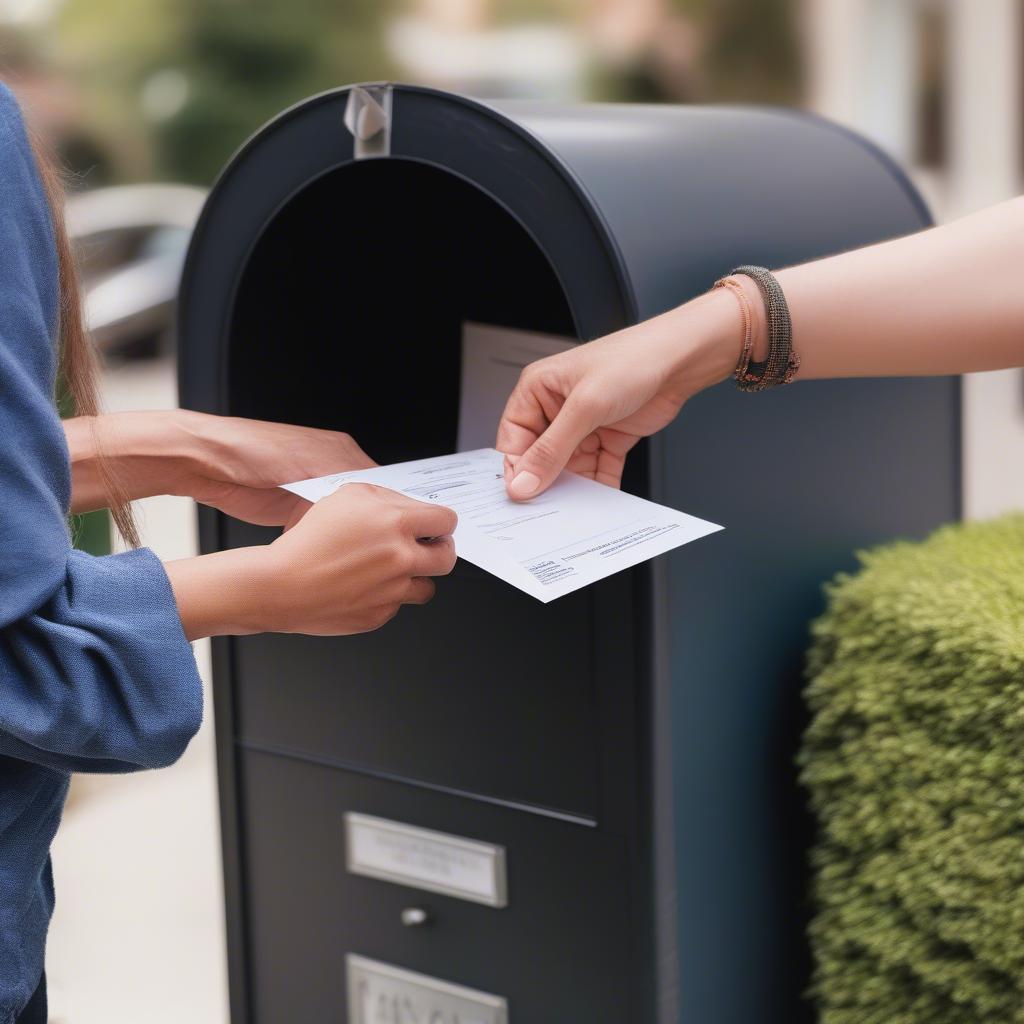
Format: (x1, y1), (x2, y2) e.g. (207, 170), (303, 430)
(178, 84), (959, 1024)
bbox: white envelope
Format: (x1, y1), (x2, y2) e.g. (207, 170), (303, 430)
(284, 448), (722, 603)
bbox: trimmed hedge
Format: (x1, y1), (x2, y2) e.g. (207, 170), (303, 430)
(800, 516), (1024, 1024)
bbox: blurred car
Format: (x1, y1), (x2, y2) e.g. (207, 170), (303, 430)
(66, 184), (207, 359)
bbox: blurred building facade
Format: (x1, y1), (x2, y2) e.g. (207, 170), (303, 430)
(1, 3), (1024, 1023)
(2, 0), (1021, 568)
(803, 0), (1024, 519)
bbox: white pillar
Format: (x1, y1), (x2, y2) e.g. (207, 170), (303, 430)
(862, 0), (918, 164)
(802, 0), (869, 127)
(947, 0), (1021, 215)
(948, 0), (1024, 520)
(801, 0), (917, 164)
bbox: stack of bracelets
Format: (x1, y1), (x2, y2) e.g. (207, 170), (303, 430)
(714, 265), (800, 392)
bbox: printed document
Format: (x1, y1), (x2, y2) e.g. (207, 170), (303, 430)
(457, 322), (577, 452)
(284, 449), (722, 603)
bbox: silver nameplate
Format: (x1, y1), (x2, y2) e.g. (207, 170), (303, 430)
(348, 955), (508, 1024)
(345, 813), (507, 907)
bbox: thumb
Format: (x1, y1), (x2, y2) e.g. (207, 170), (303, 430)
(507, 392), (599, 500)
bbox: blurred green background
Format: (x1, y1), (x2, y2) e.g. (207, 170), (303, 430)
(3, 0), (801, 187)
(6, 4), (1023, 1022)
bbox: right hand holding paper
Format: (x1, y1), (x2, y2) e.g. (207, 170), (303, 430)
(283, 449), (721, 603)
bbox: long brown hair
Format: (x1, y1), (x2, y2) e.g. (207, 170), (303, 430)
(28, 129), (140, 547)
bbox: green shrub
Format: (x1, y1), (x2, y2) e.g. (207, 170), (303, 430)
(800, 516), (1024, 1024)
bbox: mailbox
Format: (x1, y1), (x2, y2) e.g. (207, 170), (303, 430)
(178, 84), (959, 1024)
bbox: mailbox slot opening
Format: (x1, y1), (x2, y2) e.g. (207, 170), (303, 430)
(224, 157), (605, 822)
(229, 158), (576, 465)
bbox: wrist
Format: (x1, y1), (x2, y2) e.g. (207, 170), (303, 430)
(165, 545), (279, 639)
(655, 288), (745, 398)
(655, 279), (771, 398)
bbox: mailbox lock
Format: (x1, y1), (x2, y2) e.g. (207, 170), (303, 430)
(400, 907), (430, 928)
(343, 85), (392, 159)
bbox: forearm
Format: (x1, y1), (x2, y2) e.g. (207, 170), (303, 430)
(647, 196), (1024, 391)
(65, 409), (216, 514)
(164, 547), (275, 640)
(496, 199), (1024, 497)
(778, 197), (1024, 379)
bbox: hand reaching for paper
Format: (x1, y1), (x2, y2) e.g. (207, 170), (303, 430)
(67, 410), (377, 528)
(495, 293), (738, 500)
(175, 415), (378, 528)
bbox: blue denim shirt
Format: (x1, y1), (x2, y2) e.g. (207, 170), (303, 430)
(0, 84), (202, 1021)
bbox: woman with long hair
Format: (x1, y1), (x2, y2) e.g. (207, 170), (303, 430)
(1, 83), (457, 1024)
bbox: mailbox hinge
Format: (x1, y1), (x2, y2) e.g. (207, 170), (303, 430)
(343, 84), (393, 159)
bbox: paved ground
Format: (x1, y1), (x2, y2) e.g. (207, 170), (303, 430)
(46, 355), (229, 1024)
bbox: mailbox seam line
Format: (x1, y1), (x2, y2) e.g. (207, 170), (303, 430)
(237, 738), (599, 828)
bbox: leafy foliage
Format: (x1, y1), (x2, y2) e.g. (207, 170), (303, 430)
(154, 0), (397, 183)
(800, 516), (1024, 1023)
(671, 0), (801, 103)
(48, 0), (801, 183)
(56, 0), (397, 185)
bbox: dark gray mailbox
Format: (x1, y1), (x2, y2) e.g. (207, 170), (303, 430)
(178, 84), (959, 1024)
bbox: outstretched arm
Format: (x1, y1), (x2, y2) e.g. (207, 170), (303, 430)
(497, 196), (1024, 499)
(64, 410), (375, 525)
(779, 195), (1024, 379)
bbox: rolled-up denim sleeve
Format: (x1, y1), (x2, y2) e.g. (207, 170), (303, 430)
(0, 549), (203, 773)
(0, 83), (202, 773)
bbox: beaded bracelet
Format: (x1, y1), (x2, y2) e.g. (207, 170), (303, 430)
(713, 275), (755, 384)
(720, 265), (800, 392)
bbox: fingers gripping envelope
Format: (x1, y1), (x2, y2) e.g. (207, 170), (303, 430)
(284, 448), (721, 603)
(283, 323), (722, 602)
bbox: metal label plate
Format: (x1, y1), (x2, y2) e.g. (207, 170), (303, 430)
(345, 812), (507, 907)
(347, 955), (509, 1024)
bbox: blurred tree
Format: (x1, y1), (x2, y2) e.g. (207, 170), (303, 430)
(584, 0), (801, 106)
(674, 0), (801, 104)
(55, 0), (183, 180)
(495, 0), (577, 22)
(50, 0), (801, 183)
(156, 0), (398, 183)
(56, 0), (398, 185)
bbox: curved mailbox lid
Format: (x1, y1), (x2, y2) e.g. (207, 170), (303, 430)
(180, 82), (931, 413)
(488, 99), (931, 319)
(178, 83), (635, 414)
